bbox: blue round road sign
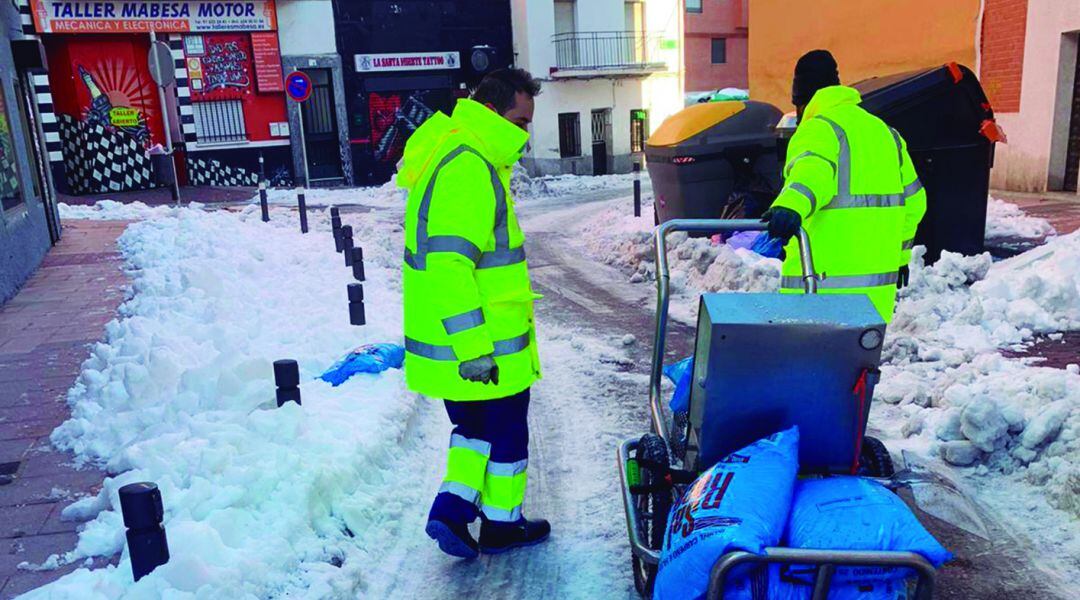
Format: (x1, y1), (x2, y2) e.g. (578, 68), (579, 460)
(286, 72), (312, 102)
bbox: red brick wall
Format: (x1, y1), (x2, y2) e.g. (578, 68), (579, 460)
(980, 0), (1028, 113)
(685, 0), (749, 92)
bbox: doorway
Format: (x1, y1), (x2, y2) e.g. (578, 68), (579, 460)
(591, 108), (612, 176)
(14, 72), (60, 243)
(300, 68), (343, 184)
(1064, 40), (1080, 192)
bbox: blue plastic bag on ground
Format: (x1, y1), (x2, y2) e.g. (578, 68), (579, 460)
(653, 427), (801, 600)
(784, 477), (952, 585)
(663, 356), (694, 413)
(318, 343), (404, 387)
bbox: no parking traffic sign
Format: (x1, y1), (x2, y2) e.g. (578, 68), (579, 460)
(286, 71), (312, 102)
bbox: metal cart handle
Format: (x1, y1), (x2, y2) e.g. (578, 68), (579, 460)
(649, 220), (818, 443)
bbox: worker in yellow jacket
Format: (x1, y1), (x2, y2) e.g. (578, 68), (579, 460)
(764, 50), (927, 322)
(398, 69), (549, 559)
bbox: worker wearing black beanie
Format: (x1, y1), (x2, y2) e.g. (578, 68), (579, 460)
(792, 49), (841, 117)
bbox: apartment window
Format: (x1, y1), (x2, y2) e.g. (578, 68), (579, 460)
(558, 112), (581, 158)
(630, 109), (649, 154)
(554, 0), (576, 35)
(192, 99), (248, 144)
(0, 85), (23, 212)
(686, 0), (702, 13)
(712, 38), (727, 64)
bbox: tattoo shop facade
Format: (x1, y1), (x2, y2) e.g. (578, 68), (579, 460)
(331, 0), (513, 185)
(16, 0), (353, 193)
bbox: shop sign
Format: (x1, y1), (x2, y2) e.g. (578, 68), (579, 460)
(108, 106), (141, 127)
(29, 1), (278, 34)
(250, 32), (283, 93)
(354, 52), (460, 73)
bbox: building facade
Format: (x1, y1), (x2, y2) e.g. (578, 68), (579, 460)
(0, 1), (59, 303)
(15, 0), (353, 193)
(331, 0), (514, 185)
(684, 0), (747, 98)
(982, 0), (1080, 194)
(747, 0), (980, 112)
(512, 0), (684, 176)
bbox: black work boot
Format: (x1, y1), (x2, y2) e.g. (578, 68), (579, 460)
(426, 519), (479, 559)
(478, 518), (551, 554)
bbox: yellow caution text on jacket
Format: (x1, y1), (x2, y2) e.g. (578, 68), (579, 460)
(399, 98), (542, 401)
(772, 86), (927, 322)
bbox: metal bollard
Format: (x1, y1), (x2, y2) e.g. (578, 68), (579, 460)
(342, 226), (355, 267)
(297, 187), (309, 234)
(119, 482), (169, 582)
(331, 207), (344, 253)
(633, 161), (642, 218)
(273, 359), (301, 406)
(259, 181), (270, 222)
(348, 283), (366, 326)
(351, 246), (365, 281)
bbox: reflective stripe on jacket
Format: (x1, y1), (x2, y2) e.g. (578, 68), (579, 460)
(398, 98), (541, 401)
(772, 86), (927, 322)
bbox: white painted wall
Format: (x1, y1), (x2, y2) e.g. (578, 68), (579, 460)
(988, 0), (1080, 192)
(276, 0), (337, 56)
(511, 0), (683, 175)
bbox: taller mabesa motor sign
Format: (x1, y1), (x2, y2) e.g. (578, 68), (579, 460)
(30, 1), (278, 33)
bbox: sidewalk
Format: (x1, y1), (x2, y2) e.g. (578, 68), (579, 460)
(993, 189), (1080, 234)
(57, 184), (256, 207)
(0, 220), (129, 598)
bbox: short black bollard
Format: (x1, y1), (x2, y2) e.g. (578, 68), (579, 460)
(330, 206), (340, 218)
(273, 359), (301, 406)
(259, 181), (270, 223)
(119, 482), (169, 582)
(348, 283), (366, 326)
(633, 161), (642, 218)
(331, 209), (344, 253)
(351, 246), (365, 281)
(297, 187), (309, 234)
(342, 226), (355, 267)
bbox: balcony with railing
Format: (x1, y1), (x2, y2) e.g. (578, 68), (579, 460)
(551, 31), (668, 78)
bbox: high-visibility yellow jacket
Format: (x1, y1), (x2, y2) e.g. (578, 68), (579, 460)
(398, 99), (541, 401)
(772, 85), (927, 321)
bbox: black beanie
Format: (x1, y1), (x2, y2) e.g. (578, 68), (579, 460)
(792, 50), (840, 106)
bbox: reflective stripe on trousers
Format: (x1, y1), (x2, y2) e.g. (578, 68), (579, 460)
(405, 331), (531, 361)
(405, 144), (526, 270)
(781, 271), (899, 290)
(440, 434), (493, 505)
(481, 459), (528, 523)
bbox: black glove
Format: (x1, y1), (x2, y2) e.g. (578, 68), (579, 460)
(761, 207), (802, 244)
(897, 265), (910, 289)
(459, 355), (499, 385)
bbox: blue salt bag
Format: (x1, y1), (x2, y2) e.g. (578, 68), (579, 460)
(663, 356), (694, 413)
(319, 343), (405, 387)
(750, 232), (783, 258)
(784, 477), (952, 585)
(653, 427), (800, 600)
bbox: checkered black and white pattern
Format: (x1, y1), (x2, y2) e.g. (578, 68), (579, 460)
(16, 0), (35, 36)
(186, 156), (258, 187)
(58, 114), (154, 194)
(169, 34), (197, 145)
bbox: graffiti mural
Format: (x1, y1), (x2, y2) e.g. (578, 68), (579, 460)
(76, 63), (152, 145)
(369, 90), (446, 164)
(188, 34), (253, 99)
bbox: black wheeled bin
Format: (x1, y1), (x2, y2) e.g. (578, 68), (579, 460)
(856, 63), (1004, 264)
(645, 101), (783, 225)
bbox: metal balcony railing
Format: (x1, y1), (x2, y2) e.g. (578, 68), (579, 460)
(552, 31), (666, 72)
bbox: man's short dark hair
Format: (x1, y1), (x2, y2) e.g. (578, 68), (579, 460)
(472, 68), (541, 114)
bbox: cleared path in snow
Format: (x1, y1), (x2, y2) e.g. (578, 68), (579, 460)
(358, 187), (1071, 599)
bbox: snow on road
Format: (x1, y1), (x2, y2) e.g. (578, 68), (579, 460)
(576, 194), (1080, 584)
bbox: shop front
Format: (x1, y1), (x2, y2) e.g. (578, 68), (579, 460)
(24, 0), (299, 194)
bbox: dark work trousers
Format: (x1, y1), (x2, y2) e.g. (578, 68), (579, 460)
(428, 388), (531, 526)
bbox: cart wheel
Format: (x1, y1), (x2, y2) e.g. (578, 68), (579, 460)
(632, 433), (672, 597)
(858, 435), (895, 477)
(669, 412), (689, 461)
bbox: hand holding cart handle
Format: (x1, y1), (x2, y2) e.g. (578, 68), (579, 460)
(649, 220), (817, 443)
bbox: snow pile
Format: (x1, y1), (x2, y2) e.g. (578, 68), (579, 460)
(516, 172), (636, 201)
(262, 180), (403, 208)
(878, 235), (1080, 517)
(59, 201), (198, 221)
(985, 197), (1056, 242)
(26, 204), (417, 598)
